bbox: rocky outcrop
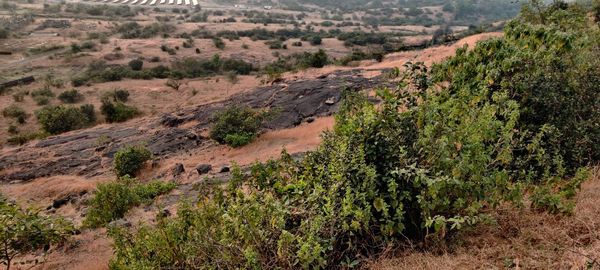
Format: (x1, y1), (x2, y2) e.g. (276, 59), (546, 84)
(0, 70), (389, 183)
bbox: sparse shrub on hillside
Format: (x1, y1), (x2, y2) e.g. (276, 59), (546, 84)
(210, 106), (269, 147)
(128, 59), (144, 71)
(84, 176), (175, 228)
(0, 194), (74, 270)
(31, 87), (54, 99)
(115, 22), (175, 39)
(103, 89), (130, 103)
(58, 89), (84, 103)
(212, 37), (226, 50)
(309, 35), (322, 45)
(36, 105), (95, 134)
(165, 78), (182, 91)
(0, 27), (8, 39)
(113, 145), (152, 178)
(2, 104), (28, 124)
(12, 91), (27, 102)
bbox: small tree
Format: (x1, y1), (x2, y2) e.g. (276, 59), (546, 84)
(0, 194), (74, 270)
(113, 145), (153, 177)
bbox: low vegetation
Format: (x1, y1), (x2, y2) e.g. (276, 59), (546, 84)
(113, 145), (153, 177)
(36, 105), (96, 135)
(108, 3), (599, 269)
(84, 176), (175, 228)
(2, 104), (28, 124)
(57, 89), (84, 104)
(210, 106), (270, 148)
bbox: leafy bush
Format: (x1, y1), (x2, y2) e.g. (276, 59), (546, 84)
(58, 89), (84, 103)
(210, 106), (269, 147)
(113, 145), (153, 177)
(84, 176), (175, 228)
(128, 59), (144, 71)
(2, 104), (28, 123)
(100, 99), (139, 123)
(0, 194), (74, 270)
(109, 3), (599, 269)
(36, 105), (95, 134)
(103, 89), (130, 103)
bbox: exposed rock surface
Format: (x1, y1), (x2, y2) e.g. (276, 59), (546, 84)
(0, 70), (389, 183)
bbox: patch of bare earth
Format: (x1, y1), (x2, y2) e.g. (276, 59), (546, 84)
(370, 167), (600, 270)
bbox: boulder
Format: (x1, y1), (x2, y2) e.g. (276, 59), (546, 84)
(172, 163), (185, 177)
(196, 164), (212, 175)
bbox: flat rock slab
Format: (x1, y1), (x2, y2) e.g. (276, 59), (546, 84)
(0, 70), (389, 183)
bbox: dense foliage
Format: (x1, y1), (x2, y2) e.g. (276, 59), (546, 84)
(109, 2), (599, 269)
(36, 105), (96, 134)
(84, 176), (175, 228)
(1, 194), (74, 270)
(113, 145), (153, 177)
(210, 106), (270, 147)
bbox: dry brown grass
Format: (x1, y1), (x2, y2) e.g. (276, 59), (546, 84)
(370, 167), (600, 270)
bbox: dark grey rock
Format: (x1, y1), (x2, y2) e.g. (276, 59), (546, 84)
(219, 166), (230, 173)
(172, 163), (185, 177)
(196, 164), (212, 175)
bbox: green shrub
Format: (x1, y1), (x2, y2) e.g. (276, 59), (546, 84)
(84, 176), (175, 228)
(31, 87), (55, 105)
(2, 104), (28, 123)
(7, 132), (46, 145)
(309, 35), (322, 45)
(12, 91), (27, 102)
(36, 105), (94, 134)
(212, 37), (225, 50)
(103, 89), (130, 102)
(31, 87), (55, 98)
(209, 106), (268, 147)
(128, 59), (144, 71)
(108, 4), (600, 269)
(79, 104), (96, 124)
(100, 99), (139, 123)
(58, 89), (84, 103)
(113, 145), (153, 177)
(0, 194), (74, 270)
(33, 96), (50, 106)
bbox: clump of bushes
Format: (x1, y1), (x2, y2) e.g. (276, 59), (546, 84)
(108, 4), (600, 269)
(210, 106), (269, 147)
(36, 105), (96, 134)
(113, 145), (152, 177)
(84, 176), (175, 228)
(58, 89), (84, 103)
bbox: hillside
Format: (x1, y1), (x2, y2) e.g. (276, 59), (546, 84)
(1, 0), (599, 270)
